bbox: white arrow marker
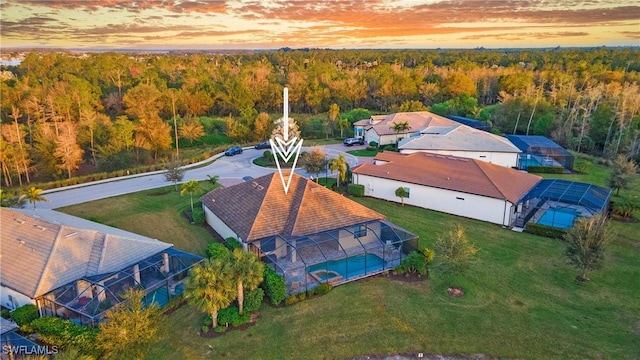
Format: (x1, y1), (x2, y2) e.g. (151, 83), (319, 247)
(270, 87), (304, 194)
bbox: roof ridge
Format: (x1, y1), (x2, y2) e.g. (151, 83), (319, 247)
(473, 160), (509, 200)
(33, 225), (64, 297)
(246, 173), (277, 240)
(288, 179), (311, 235)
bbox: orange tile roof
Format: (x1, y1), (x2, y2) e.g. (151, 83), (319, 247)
(200, 172), (385, 242)
(354, 152), (542, 203)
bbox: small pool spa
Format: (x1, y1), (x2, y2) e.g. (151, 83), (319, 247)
(308, 269), (343, 284)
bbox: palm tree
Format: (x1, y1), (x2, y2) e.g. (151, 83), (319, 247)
(207, 174), (219, 187)
(180, 180), (201, 214)
(328, 153), (348, 188)
(390, 121), (411, 147)
(184, 259), (237, 328)
(23, 186), (48, 209)
(230, 248), (264, 315)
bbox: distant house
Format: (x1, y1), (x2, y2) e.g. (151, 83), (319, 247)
(353, 111), (461, 146)
(506, 135), (575, 172)
(352, 152), (542, 227)
(398, 123), (521, 168)
(0, 208), (202, 326)
(200, 172), (418, 294)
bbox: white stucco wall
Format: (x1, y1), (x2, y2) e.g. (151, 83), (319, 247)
(203, 206), (240, 242)
(1, 286), (35, 310)
(365, 129), (380, 145)
(354, 174), (515, 226)
(399, 149), (519, 168)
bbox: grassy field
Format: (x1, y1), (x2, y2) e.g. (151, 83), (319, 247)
(347, 149), (383, 157)
(57, 163), (640, 360)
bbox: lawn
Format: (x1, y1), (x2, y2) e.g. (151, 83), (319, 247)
(57, 163), (640, 360)
(347, 149), (383, 157)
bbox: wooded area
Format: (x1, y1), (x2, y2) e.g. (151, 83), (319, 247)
(1, 47), (639, 186)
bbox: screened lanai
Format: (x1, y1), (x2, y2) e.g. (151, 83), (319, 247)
(507, 135), (575, 172)
(37, 249), (203, 326)
(515, 179), (611, 229)
(251, 220), (418, 295)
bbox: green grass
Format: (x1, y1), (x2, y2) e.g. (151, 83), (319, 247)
(58, 162), (640, 360)
(347, 149), (383, 157)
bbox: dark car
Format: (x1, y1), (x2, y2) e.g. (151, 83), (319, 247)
(343, 137), (365, 146)
(224, 146), (243, 156)
(254, 141), (271, 150)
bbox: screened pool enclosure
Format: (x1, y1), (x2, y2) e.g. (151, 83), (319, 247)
(250, 220), (418, 295)
(37, 249), (203, 326)
(507, 135), (575, 172)
(515, 179), (611, 229)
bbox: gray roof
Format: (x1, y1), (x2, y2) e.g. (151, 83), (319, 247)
(398, 124), (521, 153)
(0, 208), (172, 298)
(0, 318), (17, 335)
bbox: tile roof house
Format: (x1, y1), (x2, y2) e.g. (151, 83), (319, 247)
(0, 208), (202, 326)
(353, 151), (542, 227)
(397, 123), (522, 168)
(201, 172), (418, 294)
(353, 111), (461, 146)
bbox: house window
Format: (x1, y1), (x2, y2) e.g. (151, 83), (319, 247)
(354, 224), (367, 237)
(456, 197), (465, 200)
(403, 187), (410, 198)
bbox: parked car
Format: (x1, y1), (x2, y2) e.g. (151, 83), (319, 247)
(254, 141), (271, 149)
(343, 137), (365, 146)
(225, 146), (243, 156)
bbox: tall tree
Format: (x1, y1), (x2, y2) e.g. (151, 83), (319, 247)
(54, 121), (84, 179)
(303, 147), (327, 182)
(607, 154), (638, 196)
(23, 186), (48, 209)
(230, 248), (264, 315)
(180, 179), (201, 214)
(328, 153), (348, 187)
(97, 288), (161, 360)
(164, 162), (185, 191)
(336, 118), (350, 138)
(253, 112), (273, 141)
(565, 214), (612, 282)
(178, 116), (205, 145)
(184, 259), (237, 328)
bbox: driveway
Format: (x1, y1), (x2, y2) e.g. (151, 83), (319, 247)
(39, 143), (369, 209)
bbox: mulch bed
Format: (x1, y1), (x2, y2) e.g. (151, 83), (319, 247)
(200, 312), (260, 338)
(610, 214), (638, 223)
(383, 271), (429, 283)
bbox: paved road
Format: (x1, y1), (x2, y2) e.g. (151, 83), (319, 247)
(40, 143), (367, 210)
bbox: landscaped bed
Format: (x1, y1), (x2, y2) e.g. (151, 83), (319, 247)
(58, 162), (640, 360)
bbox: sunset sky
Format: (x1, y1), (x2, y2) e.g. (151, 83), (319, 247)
(1, 0), (639, 50)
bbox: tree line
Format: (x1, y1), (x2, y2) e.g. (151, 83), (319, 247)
(1, 47), (639, 187)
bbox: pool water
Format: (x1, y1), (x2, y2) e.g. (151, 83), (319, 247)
(307, 254), (386, 281)
(537, 207), (578, 229)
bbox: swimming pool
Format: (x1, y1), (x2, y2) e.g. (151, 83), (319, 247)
(537, 207), (578, 229)
(307, 254), (386, 282)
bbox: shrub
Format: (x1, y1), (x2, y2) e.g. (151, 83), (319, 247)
(1, 309), (10, 319)
(191, 206), (205, 225)
(243, 288), (264, 313)
(207, 242), (230, 260)
(314, 283), (332, 295)
(201, 325), (209, 333)
(527, 165), (564, 174)
(214, 326), (226, 333)
(395, 251), (427, 276)
(224, 237), (243, 251)
(10, 304), (38, 329)
(217, 306), (250, 327)
(285, 296), (299, 306)
(611, 196), (640, 218)
(297, 292), (306, 301)
(306, 289), (315, 298)
(348, 184), (365, 197)
(524, 222), (567, 239)
(365, 146), (378, 151)
(263, 150), (273, 160)
(383, 144), (396, 151)
(260, 266), (286, 305)
(203, 315), (213, 327)
(369, 141), (378, 148)
(30, 316), (99, 356)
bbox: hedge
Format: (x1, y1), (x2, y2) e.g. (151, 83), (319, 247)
(243, 287), (264, 313)
(260, 266), (286, 305)
(524, 222), (567, 239)
(207, 242), (230, 260)
(527, 165), (565, 174)
(30, 316), (99, 356)
(10, 304), (38, 329)
(348, 184), (365, 197)
(224, 237), (243, 251)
